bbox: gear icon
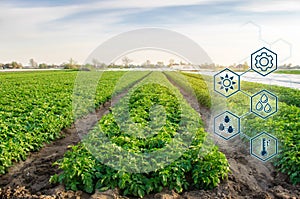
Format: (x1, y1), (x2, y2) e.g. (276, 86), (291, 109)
(255, 52), (274, 72)
(251, 47), (277, 76)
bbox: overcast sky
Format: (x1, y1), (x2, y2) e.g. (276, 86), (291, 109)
(0, 0), (299, 66)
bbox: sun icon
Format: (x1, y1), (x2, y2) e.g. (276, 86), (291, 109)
(218, 74), (236, 92)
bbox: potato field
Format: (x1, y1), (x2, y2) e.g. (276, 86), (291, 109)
(0, 70), (299, 198)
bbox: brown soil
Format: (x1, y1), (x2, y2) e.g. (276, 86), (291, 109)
(1, 73), (299, 199)
(0, 74), (148, 199)
(166, 74), (300, 199)
(0, 100), (110, 199)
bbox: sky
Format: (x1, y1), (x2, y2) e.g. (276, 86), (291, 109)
(0, 0), (299, 66)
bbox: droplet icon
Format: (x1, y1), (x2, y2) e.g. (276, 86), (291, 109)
(260, 94), (268, 103)
(219, 123), (225, 131)
(228, 126), (234, 133)
(256, 101), (263, 111)
(264, 103), (272, 113)
(224, 115), (230, 123)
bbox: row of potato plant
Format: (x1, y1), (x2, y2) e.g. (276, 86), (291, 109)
(0, 71), (149, 174)
(180, 72), (300, 185)
(51, 72), (229, 198)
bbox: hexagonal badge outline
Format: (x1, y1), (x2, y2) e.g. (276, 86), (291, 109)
(251, 47), (278, 76)
(214, 68), (241, 98)
(250, 132), (278, 162)
(250, 89), (278, 119)
(214, 111), (241, 140)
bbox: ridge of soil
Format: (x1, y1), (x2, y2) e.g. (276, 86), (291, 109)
(0, 73), (150, 199)
(1, 72), (299, 199)
(165, 73), (300, 199)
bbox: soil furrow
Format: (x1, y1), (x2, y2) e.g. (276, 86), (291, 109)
(1, 72), (299, 199)
(165, 72), (300, 199)
(0, 72), (151, 198)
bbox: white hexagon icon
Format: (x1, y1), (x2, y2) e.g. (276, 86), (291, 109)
(251, 90), (278, 119)
(251, 47), (277, 76)
(250, 132), (278, 162)
(214, 111), (240, 140)
(214, 69), (240, 98)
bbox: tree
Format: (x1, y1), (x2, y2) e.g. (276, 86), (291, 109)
(142, 60), (152, 68)
(49, 64), (57, 68)
(169, 59), (175, 67)
(145, 60), (151, 67)
(39, 63), (48, 69)
(92, 59), (106, 69)
(29, 58), (38, 68)
(122, 56), (132, 67)
(11, 61), (22, 69)
(63, 58), (80, 69)
(157, 61), (164, 67)
(69, 58), (76, 66)
(243, 61), (249, 70)
(108, 62), (116, 68)
(4, 63), (12, 69)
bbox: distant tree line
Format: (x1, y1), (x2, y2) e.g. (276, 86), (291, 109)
(0, 58), (82, 70)
(106, 57), (191, 69)
(0, 62), (23, 69)
(1, 58), (298, 71)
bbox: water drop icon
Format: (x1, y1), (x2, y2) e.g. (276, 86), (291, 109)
(260, 94), (268, 103)
(264, 103), (272, 113)
(228, 126), (234, 133)
(219, 123), (225, 131)
(224, 115), (230, 123)
(256, 101), (263, 111)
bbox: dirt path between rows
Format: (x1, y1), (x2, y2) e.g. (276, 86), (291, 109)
(0, 73), (151, 199)
(1, 72), (299, 199)
(165, 73), (300, 199)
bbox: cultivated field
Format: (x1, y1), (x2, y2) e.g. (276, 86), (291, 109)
(0, 70), (299, 198)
